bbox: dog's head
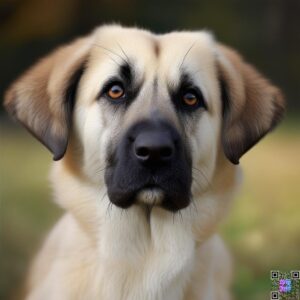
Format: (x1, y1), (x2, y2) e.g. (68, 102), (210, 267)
(4, 25), (285, 212)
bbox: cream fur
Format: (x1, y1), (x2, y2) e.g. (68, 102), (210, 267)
(27, 162), (236, 300)
(4, 25), (285, 300)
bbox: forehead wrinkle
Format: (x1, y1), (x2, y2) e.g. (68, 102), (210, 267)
(153, 39), (160, 57)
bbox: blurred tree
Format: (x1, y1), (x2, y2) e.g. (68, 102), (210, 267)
(0, 0), (299, 112)
(1, 0), (80, 42)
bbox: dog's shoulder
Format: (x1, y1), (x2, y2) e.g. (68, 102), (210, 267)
(26, 213), (96, 298)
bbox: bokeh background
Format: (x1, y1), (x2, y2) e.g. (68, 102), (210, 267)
(0, 0), (299, 299)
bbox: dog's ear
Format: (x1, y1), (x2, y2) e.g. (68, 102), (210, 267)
(217, 44), (285, 164)
(4, 37), (92, 160)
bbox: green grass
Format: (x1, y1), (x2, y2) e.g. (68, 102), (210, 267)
(0, 125), (61, 300)
(221, 119), (300, 299)
(0, 120), (299, 300)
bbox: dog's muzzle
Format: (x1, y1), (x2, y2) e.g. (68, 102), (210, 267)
(105, 117), (192, 212)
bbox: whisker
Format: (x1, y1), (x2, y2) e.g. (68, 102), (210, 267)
(116, 42), (130, 62)
(100, 190), (108, 202)
(106, 200), (113, 218)
(172, 209), (184, 224)
(100, 190), (113, 219)
(150, 193), (157, 211)
(120, 207), (125, 219)
(192, 167), (213, 190)
(179, 41), (197, 70)
(106, 53), (122, 67)
(178, 210), (183, 222)
(95, 165), (107, 173)
(192, 175), (206, 194)
(190, 194), (198, 214)
(192, 175), (202, 188)
(93, 43), (128, 65)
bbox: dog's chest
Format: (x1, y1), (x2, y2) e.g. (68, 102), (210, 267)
(92, 204), (196, 300)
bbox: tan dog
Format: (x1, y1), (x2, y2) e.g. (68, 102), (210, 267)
(4, 25), (285, 300)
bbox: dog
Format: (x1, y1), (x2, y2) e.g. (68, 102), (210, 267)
(4, 25), (285, 300)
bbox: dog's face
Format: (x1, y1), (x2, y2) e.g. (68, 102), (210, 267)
(4, 25), (285, 212)
(77, 28), (222, 211)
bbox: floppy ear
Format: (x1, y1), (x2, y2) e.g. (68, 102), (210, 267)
(4, 37), (92, 160)
(217, 44), (285, 164)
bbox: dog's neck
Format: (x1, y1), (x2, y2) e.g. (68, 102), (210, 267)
(50, 160), (237, 299)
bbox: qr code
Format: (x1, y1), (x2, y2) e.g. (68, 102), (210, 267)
(271, 291), (279, 299)
(271, 270), (300, 300)
(291, 271), (300, 280)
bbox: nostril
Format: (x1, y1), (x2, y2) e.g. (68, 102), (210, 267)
(160, 146), (173, 158)
(136, 146), (150, 158)
(133, 129), (176, 163)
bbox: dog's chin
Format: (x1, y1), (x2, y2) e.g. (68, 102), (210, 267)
(108, 186), (191, 212)
(136, 187), (164, 206)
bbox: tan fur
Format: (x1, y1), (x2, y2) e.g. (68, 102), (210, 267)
(4, 37), (93, 160)
(4, 25), (285, 300)
(217, 45), (285, 164)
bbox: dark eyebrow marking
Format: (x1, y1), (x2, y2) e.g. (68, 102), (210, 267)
(168, 72), (208, 111)
(120, 62), (133, 85)
(96, 62), (133, 100)
(98, 61), (144, 108)
(180, 73), (193, 87)
(173, 73), (196, 93)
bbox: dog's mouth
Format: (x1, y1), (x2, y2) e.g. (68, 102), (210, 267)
(105, 168), (192, 212)
(104, 118), (192, 212)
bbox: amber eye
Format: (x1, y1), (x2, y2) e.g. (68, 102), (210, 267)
(107, 84), (125, 99)
(182, 92), (198, 106)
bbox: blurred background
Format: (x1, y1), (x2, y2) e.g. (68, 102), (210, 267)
(0, 0), (299, 299)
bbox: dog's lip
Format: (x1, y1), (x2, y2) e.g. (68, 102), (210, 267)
(141, 183), (161, 190)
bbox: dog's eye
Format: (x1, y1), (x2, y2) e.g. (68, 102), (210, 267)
(182, 92), (198, 106)
(106, 84), (125, 100)
(180, 88), (206, 110)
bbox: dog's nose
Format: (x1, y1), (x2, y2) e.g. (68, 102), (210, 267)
(134, 131), (175, 163)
